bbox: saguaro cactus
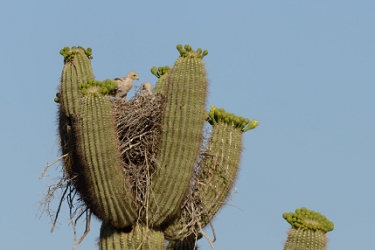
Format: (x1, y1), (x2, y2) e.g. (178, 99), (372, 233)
(53, 44), (258, 249)
(282, 207), (334, 250)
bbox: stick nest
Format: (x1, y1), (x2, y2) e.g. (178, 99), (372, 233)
(111, 89), (165, 211)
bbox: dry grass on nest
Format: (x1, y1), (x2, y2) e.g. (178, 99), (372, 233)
(111, 89), (165, 213)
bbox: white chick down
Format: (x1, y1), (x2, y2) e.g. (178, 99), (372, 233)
(114, 71), (139, 99)
(141, 82), (153, 95)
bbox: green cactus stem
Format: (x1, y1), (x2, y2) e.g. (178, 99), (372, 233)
(100, 223), (165, 250)
(283, 207), (334, 250)
(148, 45), (208, 227)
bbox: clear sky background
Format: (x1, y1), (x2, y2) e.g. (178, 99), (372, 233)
(1, 1), (374, 249)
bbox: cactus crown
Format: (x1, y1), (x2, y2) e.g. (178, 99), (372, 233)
(207, 105), (258, 132)
(283, 207), (334, 233)
(60, 46), (93, 62)
(176, 44), (208, 59)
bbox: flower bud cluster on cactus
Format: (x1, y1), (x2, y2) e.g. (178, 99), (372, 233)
(79, 79), (118, 96)
(283, 207), (334, 250)
(52, 44), (258, 249)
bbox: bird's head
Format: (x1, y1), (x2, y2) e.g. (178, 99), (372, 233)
(128, 71), (139, 81)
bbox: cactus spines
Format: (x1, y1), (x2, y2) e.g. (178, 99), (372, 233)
(283, 207), (334, 250)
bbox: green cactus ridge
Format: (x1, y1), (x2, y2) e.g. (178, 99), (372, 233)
(148, 47), (208, 226)
(283, 207), (334, 233)
(100, 223), (164, 250)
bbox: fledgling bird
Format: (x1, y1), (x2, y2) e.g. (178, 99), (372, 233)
(141, 82), (153, 95)
(113, 71), (139, 99)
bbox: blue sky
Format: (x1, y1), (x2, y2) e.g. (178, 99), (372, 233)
(1, 1), (374, 249)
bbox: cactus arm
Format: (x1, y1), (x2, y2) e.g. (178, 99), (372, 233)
(148, 45), (208, 226)
(58, 47), (137, 229)
(73, 94), (138, 228)
(198, 106), (258, 227)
